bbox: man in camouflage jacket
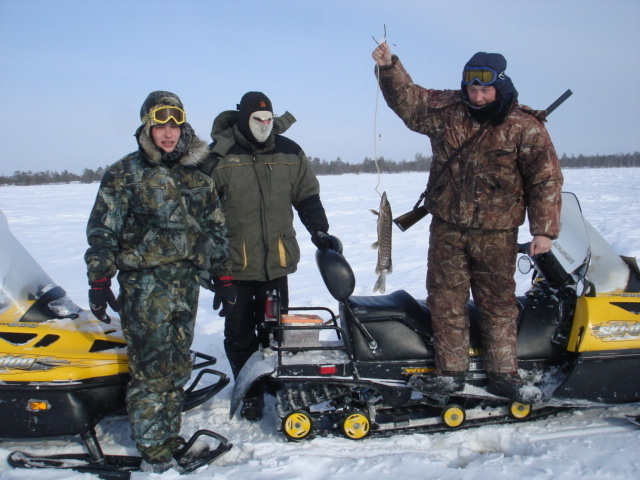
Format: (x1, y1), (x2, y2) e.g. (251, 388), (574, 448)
(201, 91), (342, 421)
(372, 44), (563, 403)
(85, 91), (231, 473)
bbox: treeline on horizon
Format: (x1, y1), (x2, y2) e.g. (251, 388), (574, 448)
(1, 152), (639, 186)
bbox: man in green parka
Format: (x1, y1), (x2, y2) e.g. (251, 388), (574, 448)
(201, 91), (342, 421)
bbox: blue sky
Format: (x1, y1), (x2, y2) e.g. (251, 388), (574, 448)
(1, 0), (639, 175)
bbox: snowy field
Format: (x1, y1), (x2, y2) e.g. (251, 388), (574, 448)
(1, 168), (639, 479)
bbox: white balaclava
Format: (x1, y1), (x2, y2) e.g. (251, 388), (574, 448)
(249, 110), (274, 143)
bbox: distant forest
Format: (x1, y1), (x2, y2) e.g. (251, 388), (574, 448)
(1, 152), (639, 186)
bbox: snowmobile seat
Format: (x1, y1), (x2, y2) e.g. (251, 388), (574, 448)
(340, 290), (435, 362)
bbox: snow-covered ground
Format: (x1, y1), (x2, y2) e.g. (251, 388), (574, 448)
(1, 169), (639, 479)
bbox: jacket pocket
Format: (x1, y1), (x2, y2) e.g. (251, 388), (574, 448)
(226, 230), (248, 271)
(278, 227), (300, 269)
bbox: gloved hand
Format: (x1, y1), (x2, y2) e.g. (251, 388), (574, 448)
(88, 278), (120, 324)
(212, 276), (237, 317)
(312, 231), (343, 254)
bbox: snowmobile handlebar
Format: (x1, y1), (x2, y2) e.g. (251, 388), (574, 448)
(518, 242), (575, 290)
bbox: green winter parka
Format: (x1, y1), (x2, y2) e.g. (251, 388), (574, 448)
(85, 125), (230, 283)
(206, 111), (322, 282)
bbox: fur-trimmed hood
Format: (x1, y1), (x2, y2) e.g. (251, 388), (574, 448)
(136, 123), (210, 167)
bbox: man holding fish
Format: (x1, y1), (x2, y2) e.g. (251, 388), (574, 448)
(372, 43), (563, 403)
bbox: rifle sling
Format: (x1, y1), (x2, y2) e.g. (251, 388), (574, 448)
(416, 123), (490, 209)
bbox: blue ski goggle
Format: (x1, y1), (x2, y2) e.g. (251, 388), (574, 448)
(462, 67), (504, 86)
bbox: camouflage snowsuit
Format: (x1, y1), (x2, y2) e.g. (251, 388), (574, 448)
(377, 55), (563, 373)
(85, 128), (229, 446)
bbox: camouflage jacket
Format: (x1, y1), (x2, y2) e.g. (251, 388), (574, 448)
(377, 55), (563, 238)
(85, 128), (230, 283)
(201, 110), (322, 282)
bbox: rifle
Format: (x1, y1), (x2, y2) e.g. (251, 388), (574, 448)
(393, 89), (573, 232)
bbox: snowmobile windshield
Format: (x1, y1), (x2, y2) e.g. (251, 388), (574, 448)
(550, 192), (591, 279)
(0, 211), (80, 321)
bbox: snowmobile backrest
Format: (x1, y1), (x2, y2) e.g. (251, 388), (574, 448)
(340, 290), (435, 361)
(315, 248), (355, 301)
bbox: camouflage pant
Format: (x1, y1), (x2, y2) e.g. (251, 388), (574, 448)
(118, 262), (198, 446)
(426, 217), (519, 374)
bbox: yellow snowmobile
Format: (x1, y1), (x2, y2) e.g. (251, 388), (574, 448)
(0, 210), (231, 477)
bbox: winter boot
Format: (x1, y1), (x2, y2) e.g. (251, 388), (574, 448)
(138, 439), (185, 474)
(486, 372), (543, 404)
(241, 380), (266, 421)
(410, 370), (466, 395)
(241, 394), (265, 421)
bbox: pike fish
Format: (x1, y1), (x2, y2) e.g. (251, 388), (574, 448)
(371, 191), (393, 293)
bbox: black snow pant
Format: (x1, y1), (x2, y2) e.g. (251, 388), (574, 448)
(224, 276), (289, 379)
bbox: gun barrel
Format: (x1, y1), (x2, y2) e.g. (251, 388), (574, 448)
(546, 89), (573, 116)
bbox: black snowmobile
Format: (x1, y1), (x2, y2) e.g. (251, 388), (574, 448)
(0, 210), (232, 478)
(230, 192), (640, 440)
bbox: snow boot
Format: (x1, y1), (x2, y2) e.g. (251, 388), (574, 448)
(486, 372), (543, 404)
(141, 457), (184, 474)
(410, 370), (466, 395)
(138, 438), (186, 474)
(241, 394), (265, 421)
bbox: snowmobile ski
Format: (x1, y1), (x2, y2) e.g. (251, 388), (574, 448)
(626, 415), (640, 428)
(7, 429), (232, 479)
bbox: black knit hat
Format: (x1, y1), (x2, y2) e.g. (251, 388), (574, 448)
(237, 91), (273, 143)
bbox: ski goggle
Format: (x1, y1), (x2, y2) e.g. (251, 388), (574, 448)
(462, 67), (503, 86)
(142, 106), (186, 125)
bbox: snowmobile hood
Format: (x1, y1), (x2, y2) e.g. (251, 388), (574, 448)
(315, 248), (355, 302)
(1, 210), (129, 383)
(209, 110), (296, 156)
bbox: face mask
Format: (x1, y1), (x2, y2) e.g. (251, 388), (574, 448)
(249, 111), (274, 143)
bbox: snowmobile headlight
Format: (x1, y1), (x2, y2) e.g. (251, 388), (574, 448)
(47, 295), (81, 318)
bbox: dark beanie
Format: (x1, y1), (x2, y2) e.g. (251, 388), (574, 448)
(464, 52), (507, 77)
(461, 52), (518, 125)
(237, 91), (273, 143)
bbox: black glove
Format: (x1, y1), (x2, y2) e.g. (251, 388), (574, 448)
(88, 278), (120, 324)
(212, 276), (237, 317)
(312, 231), (343, 254)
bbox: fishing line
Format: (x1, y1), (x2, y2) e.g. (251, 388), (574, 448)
(372, 25), (388, 198)
(373, 67), (383, 197)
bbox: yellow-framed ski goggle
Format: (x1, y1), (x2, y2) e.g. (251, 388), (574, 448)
(142, 105), (187, 125)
